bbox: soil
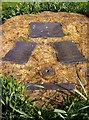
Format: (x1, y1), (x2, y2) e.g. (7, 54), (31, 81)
(0, 11), (89, 106)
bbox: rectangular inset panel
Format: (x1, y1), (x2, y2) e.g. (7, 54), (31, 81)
(26, 82), (76, 91)
(52, 41), (88, 64)
(2, 41), (37, 64)
(29, 22), (64, 38)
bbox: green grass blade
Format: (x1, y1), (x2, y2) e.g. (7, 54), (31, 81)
(10, 103), (33, 119)
(54, 109), (67, 114)
(1, 99), (5, 105)
(75, 66), (88, 97)
(74, 89), (87, 100)
(78, 106), (89, 111)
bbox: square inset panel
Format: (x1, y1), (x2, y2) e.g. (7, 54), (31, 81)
(29, 22), (64, 38)
(52, 41), (88, 64)
(2, 41), (37, 64)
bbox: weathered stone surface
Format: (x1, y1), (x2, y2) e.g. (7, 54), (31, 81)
(1, 11), (89, 106)
(2, 41), (37, 64)
(52, 41), (88, 64)
(29, 22), (63, 38)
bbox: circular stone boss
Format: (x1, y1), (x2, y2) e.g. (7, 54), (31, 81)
(1, 11), (89, 105)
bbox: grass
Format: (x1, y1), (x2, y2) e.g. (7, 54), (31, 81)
(1, 71), (89, 120)
(2, 2), (89, 22)
(1, 76), (67, 120)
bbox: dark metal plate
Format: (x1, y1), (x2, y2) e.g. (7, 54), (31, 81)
(52, 41), (87, 64)
(29, 22), (64, 38)
(26, 82), (76, 91)
(2, 41), (37, 64)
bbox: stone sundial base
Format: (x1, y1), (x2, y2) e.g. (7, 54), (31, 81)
(1, 11), (89, 106)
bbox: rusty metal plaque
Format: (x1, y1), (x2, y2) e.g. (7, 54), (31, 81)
(26, 82), (76, 91)
(52, 41), (87, 64)
(2, 41), (37, 64)
(29, 22), (63, 38)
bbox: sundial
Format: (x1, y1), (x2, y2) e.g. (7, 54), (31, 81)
(2, 21), (88, 91)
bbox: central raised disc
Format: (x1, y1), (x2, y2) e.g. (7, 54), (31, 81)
(41, 67), (55, 77)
